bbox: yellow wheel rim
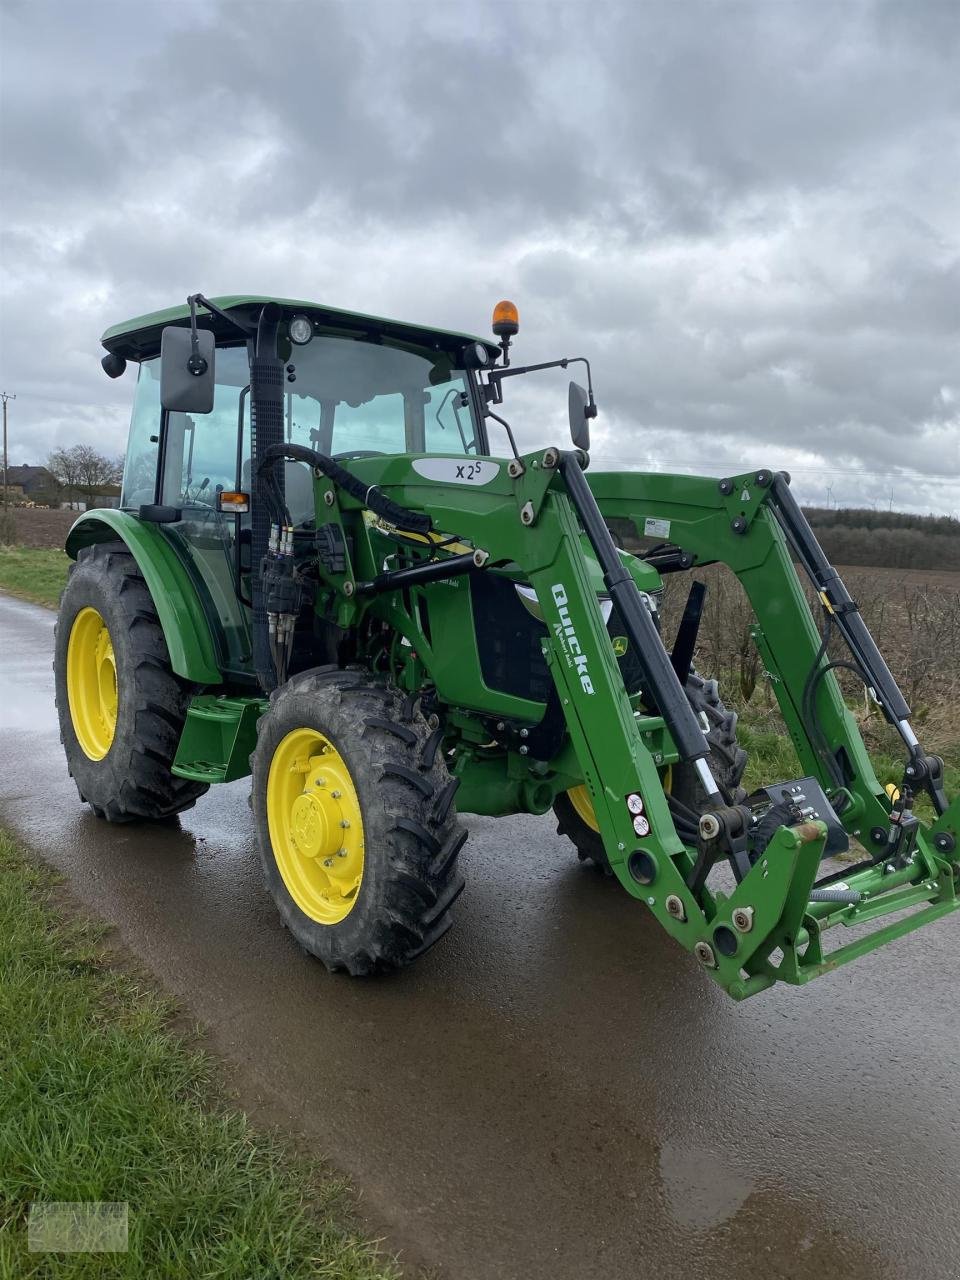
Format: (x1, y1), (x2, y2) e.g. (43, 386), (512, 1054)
(568, 784), (601, 832)
(567, 766), (673, 834)
(266, 728), (365, 925)
(66, 607), (118, 760)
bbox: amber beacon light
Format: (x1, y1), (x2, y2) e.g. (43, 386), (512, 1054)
(492, 299), (519, 336)
(491, 300), (519, 365)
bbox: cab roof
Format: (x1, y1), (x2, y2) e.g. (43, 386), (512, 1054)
(101, 294), (500, 362)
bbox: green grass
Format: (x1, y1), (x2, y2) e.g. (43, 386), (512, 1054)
(0, 831), (401, 1280)
(0, 547), (70, 608)
(738, 701), (960, 819)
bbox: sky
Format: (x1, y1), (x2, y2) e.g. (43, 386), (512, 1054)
(1, 0), (958, 514)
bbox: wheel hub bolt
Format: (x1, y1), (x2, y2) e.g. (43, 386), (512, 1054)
(665, 894), (686, 921)
(694, 941), (718, 968)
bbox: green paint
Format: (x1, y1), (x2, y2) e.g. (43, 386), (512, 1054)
(172, 695), (268, 783)
(65, 509), (222, 684)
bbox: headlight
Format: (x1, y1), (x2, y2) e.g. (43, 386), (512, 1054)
(288, 314), (313, 345)
(463, 341), (491, 370)
(514, 584), (614, 624)
(515, 584), (542, 621)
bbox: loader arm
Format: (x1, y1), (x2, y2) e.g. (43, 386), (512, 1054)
(587, 465), (960, 992)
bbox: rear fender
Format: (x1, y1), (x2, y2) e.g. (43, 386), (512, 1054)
(65, 510), (222, 685)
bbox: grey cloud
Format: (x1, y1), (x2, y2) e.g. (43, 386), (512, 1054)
(0, 0), (957, 514)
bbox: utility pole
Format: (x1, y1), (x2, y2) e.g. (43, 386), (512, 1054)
(1, 392), (15, 511)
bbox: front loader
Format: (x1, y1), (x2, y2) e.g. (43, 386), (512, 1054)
(55, 293), (960, 999)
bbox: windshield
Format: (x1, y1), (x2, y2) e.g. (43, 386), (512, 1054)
(285, 334), (480, 457)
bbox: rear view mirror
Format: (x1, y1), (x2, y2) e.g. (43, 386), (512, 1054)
(160, 326), (215, 413)
(568, 380), (592, 452)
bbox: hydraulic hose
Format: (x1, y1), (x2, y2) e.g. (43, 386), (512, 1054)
(250, 307), (285, 691)
(770, 473), (911, 724)
(257, 443), (432, 536)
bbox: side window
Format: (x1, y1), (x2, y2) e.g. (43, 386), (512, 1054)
(160, 346), (249, 506)
(121, 359), (161, 508)
(424, 379), (477, 453)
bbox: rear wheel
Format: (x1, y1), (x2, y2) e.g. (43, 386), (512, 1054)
(54, 540), (209, 821)
(554, 671), (747, 873)
(251, 668), (467, 974)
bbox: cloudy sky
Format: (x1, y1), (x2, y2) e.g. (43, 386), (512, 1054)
(1, 0), (958, 513)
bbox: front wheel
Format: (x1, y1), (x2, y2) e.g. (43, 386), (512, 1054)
(555, 671), (747, 873)
(251, 669), (467, 974)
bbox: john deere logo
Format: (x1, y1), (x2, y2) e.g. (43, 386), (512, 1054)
(612, 636), (629, 657)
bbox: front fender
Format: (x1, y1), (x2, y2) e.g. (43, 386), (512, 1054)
(65, 510), (222, 686)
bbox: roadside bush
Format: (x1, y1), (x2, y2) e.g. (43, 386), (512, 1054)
(659, 562), (960, 759)
(0, 507), (19, 546)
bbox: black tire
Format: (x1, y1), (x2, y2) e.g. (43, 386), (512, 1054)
(553, 787), (609, 873)
(555, 670), (747, 873)
(251, 667), (467, 975)
(54, 540), (209, 822)
(668, 672), (748, 813)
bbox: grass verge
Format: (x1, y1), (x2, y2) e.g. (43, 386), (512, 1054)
(737, 700), (960, 819)
(0, 546), (70, 608)
(0, 830), (401, 1280)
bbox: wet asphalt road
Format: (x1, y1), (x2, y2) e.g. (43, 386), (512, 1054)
(2, 592), (959, 1280)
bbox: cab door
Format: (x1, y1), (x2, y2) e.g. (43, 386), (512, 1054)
(155, 345), (253, 676)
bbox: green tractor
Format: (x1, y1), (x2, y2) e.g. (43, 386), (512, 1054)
(55, 293), (959, 998)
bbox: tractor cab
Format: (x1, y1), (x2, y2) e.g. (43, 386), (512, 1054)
(99, 294), (639, 699)
(107, 297), (495, 494)
(100, 296), (499, 678)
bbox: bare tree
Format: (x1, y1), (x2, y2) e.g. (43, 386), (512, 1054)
(47, 444), (123, 508)
(47, 446), (83, 506)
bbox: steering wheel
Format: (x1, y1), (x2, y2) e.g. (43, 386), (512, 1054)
(333, 450), (385, 461)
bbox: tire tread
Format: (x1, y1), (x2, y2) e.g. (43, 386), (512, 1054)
(251, 669), (467, 975)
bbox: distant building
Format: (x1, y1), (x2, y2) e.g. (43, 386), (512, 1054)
(5, 465), (58, 504)
(89, 486), (121, 509)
